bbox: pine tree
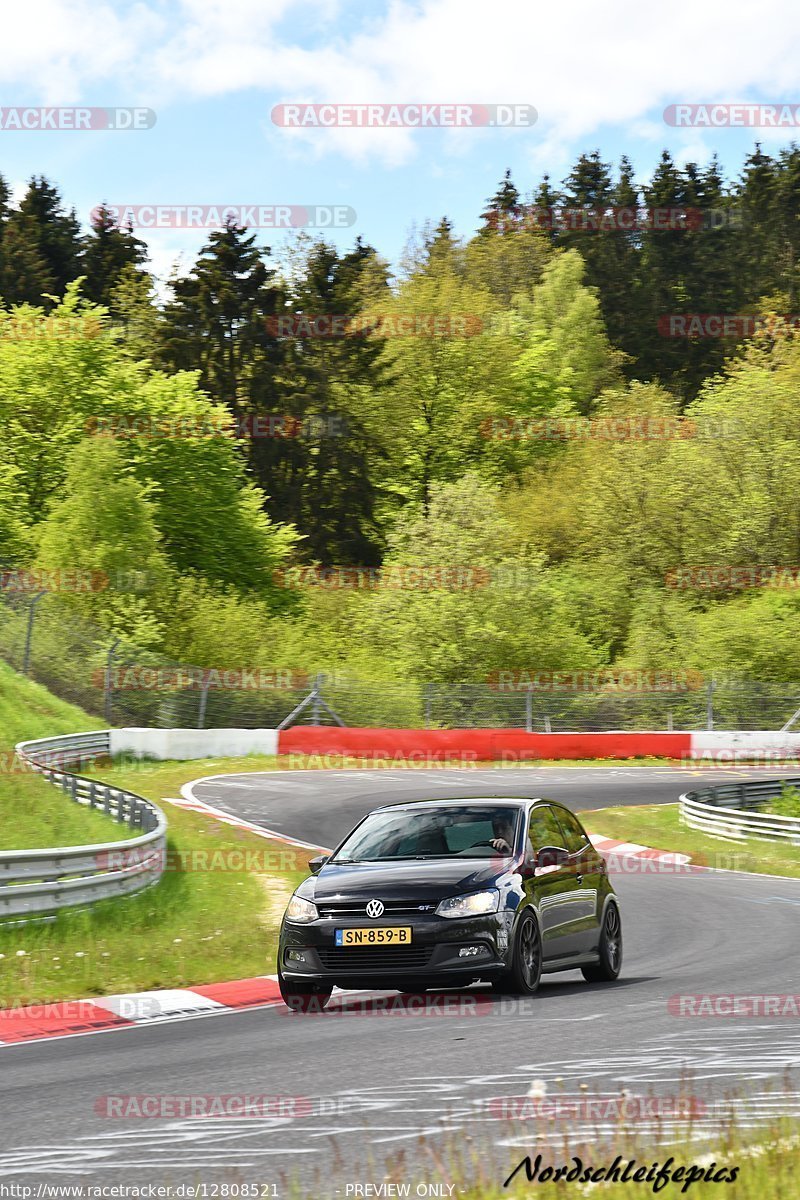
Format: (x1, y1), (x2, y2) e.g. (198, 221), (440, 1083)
(251, 237), (390, 564)
(0, 177), (81, 304)
(81, 206), (148, 314)
(533, 174), (562, 242)
(480, 169), (522, 233)
(159, 220), (282, 415)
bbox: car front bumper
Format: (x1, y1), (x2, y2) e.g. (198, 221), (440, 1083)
(279, 910), (512, 987)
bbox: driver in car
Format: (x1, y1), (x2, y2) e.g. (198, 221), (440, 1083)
(489, 814), (516, 854)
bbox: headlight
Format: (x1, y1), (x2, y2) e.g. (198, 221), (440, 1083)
(436, 889), (500, 919)
(285, 894), (318, 923)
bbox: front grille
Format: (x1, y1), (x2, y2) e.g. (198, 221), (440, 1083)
(317, 946), (434, 971)
(317, 900), (436, 919)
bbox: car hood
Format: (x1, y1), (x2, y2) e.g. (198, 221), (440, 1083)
(308, 858), (507, 903)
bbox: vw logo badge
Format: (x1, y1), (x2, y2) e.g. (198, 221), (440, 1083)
(366, 899), (385, 919)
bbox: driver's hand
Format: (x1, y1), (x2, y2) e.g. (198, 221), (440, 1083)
(490, 837), (511, 852)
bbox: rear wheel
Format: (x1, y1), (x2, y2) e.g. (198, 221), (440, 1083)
(581, 902), (622, 982)
(278, 969), (332, 1013)
(493, 911), (541, 996)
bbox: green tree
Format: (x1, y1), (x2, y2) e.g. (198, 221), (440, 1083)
(255, 236), (390, 564)
(513, 250), (624, 416)
(34, 437), (170, 645)
(0, 177), (81, 305)
(81, 207), (148, 315)
(351, 474), (602, 684)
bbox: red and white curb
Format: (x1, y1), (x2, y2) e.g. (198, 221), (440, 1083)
(0, 975), (285, 1046)
(588, 833), (690, 866)
(0, 978), (410, 1047)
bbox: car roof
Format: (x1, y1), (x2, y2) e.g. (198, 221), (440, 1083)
(373, 796), (554, 813)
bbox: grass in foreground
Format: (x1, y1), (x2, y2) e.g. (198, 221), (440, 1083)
(0, 658), (102, 746)
(0, 802), (310, 1006)
(0, 769), (141, 850)
(0, 762), (312, 1006)
(277, 1111), (800, 1199)
(579, 802), (800, 878)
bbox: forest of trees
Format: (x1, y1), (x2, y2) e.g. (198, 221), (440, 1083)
(2, 147), (800, 693)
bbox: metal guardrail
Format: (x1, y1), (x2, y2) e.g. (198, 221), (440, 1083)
(680, 777), (800, 844)
(2, 731), (167, 919)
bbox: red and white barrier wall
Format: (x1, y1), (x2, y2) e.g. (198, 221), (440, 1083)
(109, 727), (800, 762)
(278, 727), (689, 760)
(110, 728), (279, 760)
(278, 727), (800, 761)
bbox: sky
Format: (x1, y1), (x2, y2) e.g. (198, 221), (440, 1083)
(1, 0), (800, 288)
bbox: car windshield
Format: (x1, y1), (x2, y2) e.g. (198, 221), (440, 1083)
(330, 805), (521, 863)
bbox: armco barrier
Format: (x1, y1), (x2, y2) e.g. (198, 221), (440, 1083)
(3, 732), (167, 919)
(680, 777), (800, 844)
(276, 727), (693, 760)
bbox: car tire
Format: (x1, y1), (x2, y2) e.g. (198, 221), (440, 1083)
(581, 901), (622, 983)
(278, 969), (332, 1013)
(494, 910), (542, 996)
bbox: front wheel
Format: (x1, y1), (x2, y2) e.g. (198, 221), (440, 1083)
(494, 911), (542, 996)
(581, 902), (622, 983)
(278, 969), (332, 1013)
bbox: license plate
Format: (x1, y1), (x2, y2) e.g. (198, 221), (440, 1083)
(334, 927), (412, 946)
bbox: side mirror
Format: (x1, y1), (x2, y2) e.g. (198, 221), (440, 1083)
(536, 845), (569, 869)
(308, 854), (329, 875)
(520, 856), (537, 879)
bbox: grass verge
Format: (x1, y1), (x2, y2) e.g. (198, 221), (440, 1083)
(0, 769), (141, 850)
(400, 1129), (797, 1199)
(0, 758), (312, 1007)
(0, 658), (102, 745)
(579, 802), (800, 878)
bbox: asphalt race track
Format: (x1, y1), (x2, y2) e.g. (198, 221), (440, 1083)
(1, 766), (799, 1195)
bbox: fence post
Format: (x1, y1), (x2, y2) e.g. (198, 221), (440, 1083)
(706, 679), (716, 731)
(22, 591), (47, 675)
(424, 684), (432, 729)
(104, 638), (121, 724)
(197, 676), (211, 729)
(311, 673), (324, 725)
(525, 687), (533, 734)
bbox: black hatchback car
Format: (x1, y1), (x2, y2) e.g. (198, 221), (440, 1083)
(278, 797), (622, 1010)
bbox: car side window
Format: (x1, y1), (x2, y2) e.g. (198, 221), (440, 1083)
(553, 806), (590, 855)
(527, 806), (567, 853)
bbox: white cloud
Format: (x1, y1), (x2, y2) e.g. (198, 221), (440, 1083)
(2, 0), (800, 163)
